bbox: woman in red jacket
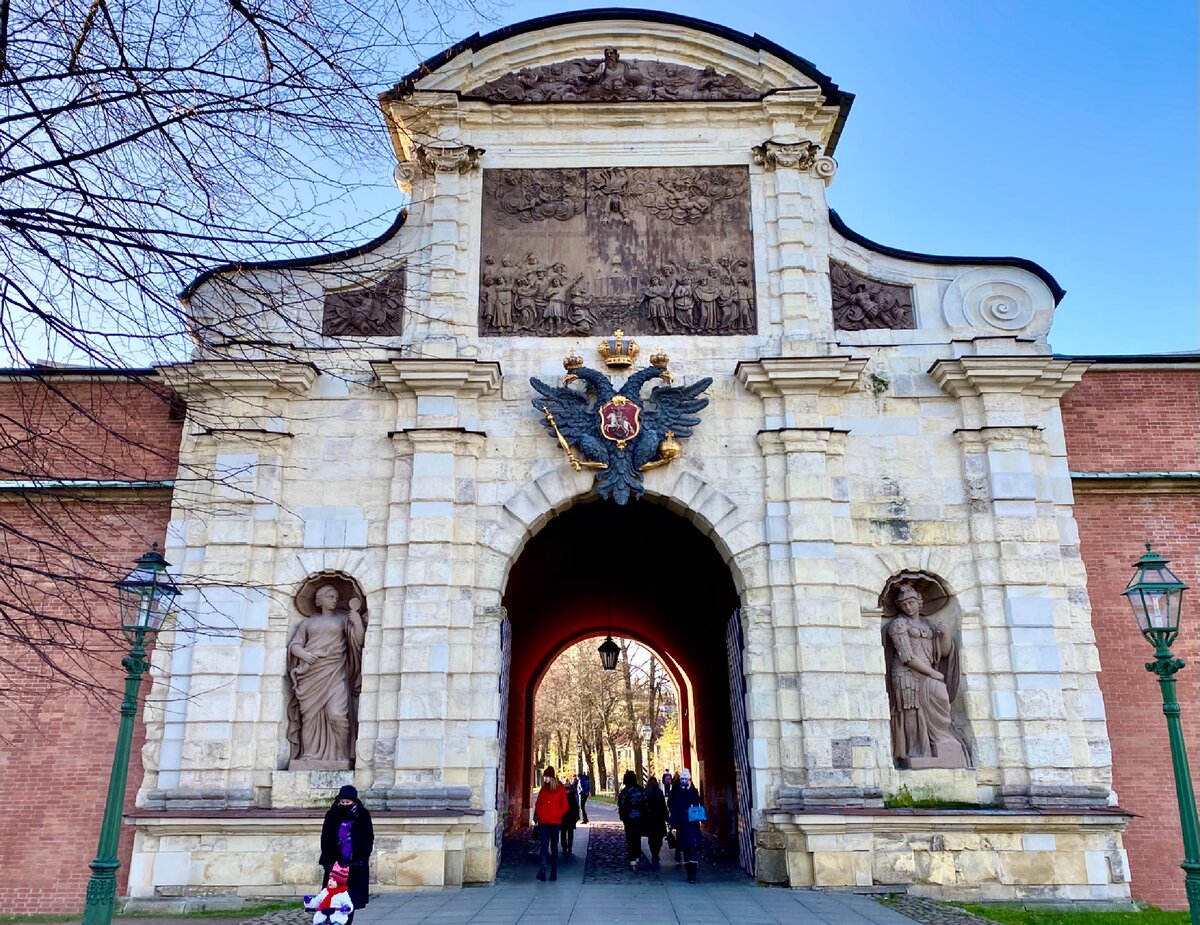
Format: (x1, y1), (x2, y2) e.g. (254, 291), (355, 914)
(533, 765), (568, 881)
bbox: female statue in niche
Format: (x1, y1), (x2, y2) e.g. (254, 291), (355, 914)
(882, 582), (970, 769)
(287, 583), (366, 767)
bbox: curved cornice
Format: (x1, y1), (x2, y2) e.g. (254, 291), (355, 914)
(829, 209), (1065, 305)
(179, 209), (409, 302)
(383, 8), (854, 154)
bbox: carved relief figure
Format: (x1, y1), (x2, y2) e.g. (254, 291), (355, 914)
(830, 261), (916, 331)
(641, 276), (672, 334)
(466, 49), (761, 103)
(287, 584), (366, 767)
(322, 269), (405, 337)
(882, 583), (970, 769)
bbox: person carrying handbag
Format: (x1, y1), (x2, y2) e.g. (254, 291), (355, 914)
(667, 767), (704, 882)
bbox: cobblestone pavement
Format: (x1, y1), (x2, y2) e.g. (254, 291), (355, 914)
(240, 909), (310, 925)
(581, 819), (747, 884)
(876, 895), (993, 925)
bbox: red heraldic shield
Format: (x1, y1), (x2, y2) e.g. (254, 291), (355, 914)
(598, 397), (641, 447)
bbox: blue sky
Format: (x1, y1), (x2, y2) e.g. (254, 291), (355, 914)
(413, 0), (1197, 356)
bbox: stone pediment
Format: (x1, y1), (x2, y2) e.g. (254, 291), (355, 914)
(463, 50), (763, 103)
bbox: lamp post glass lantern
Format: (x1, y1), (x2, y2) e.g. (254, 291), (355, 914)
(82, 543), (179, 925)
(598, 635), (621, 671)
(1123, 543), (1199, 924)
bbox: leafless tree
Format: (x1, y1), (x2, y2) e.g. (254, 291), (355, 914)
(534, 638), (679, 791)
(0, 0), (488, 698)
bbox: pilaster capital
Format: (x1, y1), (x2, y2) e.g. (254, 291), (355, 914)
(751, 137), (820, 172)
(371, 359), (502, 398)
(954, 425), (1047, 453)
(736, 356), (867, 398)
(928, 357), (1090, 399)
(390, 427), (487, 457)
(155, 359), (319, 400)
(411, 143), (486, 178)
(758, 427), (849, 456)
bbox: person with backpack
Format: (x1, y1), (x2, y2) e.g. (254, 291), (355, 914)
(577, 770), (591, 824)
(617, 770), (647, 870)
(668, 767), (704, 883)
(644, 775), (669, 870)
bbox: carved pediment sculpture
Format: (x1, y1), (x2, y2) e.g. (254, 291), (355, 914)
(466, 47), (762, 103)
(830, 261), (915, 331)
(322, 268), (405, 337)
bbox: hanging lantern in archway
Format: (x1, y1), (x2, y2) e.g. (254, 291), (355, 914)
(597, 635), (620, 671)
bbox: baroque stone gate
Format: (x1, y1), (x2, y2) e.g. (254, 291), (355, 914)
(131, 10), (1131, 902)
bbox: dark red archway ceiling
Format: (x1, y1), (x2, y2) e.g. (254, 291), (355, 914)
(501, 499), (741, 828)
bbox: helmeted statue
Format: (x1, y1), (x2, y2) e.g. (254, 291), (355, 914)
(882, 583), (970, 769)
(287, 584), (366, 767)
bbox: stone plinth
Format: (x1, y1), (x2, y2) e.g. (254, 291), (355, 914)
(127, 809), (491, 900)
(270, 769), (354, 808)
(760, 808), (1132, 901)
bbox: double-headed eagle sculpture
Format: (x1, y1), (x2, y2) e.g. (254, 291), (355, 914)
(530, 332), (713, 505)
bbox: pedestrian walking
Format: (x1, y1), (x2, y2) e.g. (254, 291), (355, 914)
(533, 766), (568, 881)
(617, 770), (647, 870)
(644, 775), (669, 869)
(668, 767), (704, 883)
(319, 785), (373, 920)
(561, 774), (581, 855)
(578, 770), (591, 824)
(662, 768), (673, 794)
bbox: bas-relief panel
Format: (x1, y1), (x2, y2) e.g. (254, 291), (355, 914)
(830, 261), (915, 331)
(322, 268), (405, 337)
(478, 167), (757, 337)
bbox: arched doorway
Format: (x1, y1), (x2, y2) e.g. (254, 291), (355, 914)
(499, 499), (752, 868)
(532, 635), (687, 793)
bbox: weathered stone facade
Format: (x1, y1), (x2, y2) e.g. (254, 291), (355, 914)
(127, 10), (1132, 904)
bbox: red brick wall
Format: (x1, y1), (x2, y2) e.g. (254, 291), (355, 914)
(0, 376), (180, 481)
(1066, 365), (1200, 909)
(0, 375), (181, 912)
(1061, 367), (1200, 473)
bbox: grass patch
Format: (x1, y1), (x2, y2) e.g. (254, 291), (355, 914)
(958, 902), (1189, 924)
(883, 785), (988, 810)
(0, 901), (298, 924)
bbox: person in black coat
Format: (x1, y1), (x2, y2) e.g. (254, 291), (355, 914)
(667, 768), (702, 883)
(320, 785), (374, 914)
(643, 776), (669, 870)
(617, 770), (647, 870)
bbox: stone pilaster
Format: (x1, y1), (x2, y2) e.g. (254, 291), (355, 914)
(144, 361), (317, 808)
(931, 357), (1108, 808)
(386, 95), (483, 354)
(739, 355), (883, 807)
(749, 125), (836, 351)
(368, 359), (501, 816)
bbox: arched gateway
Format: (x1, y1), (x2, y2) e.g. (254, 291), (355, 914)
(501, 498), (749, 867)
(135, 9), (1130, 904)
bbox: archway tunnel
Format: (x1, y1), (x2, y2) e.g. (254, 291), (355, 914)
(500, 498), (745, 842)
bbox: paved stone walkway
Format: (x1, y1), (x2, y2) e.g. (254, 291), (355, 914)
(352, 803), (923, 925)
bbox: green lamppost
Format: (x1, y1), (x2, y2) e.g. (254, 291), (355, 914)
(1122, 542), (1198, 924)
(82, 543), (180, 925)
